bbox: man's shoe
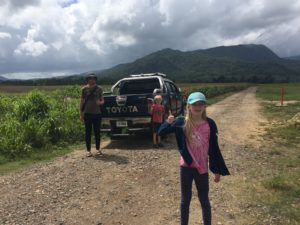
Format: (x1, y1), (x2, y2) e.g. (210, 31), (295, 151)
(96, 149), (103, 156)
(158, 143), (164, 147)
(153, 144), (159, 149)
(86, 151), (92, 157)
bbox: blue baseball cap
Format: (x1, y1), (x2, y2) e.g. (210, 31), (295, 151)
(187, 92), (207, 104)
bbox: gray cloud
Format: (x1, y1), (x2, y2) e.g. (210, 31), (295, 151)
(1, 0), (300, 79)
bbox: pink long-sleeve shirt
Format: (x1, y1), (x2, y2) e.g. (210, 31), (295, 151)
(180, 121), (210, 174)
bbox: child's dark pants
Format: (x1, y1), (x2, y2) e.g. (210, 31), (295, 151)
(84, 113), (101, 151)
(180, 166), (211, 225)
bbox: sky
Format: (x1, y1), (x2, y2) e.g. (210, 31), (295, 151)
(1, 0), (300, 79)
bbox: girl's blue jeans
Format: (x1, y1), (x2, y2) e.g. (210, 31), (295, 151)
(180, 166), (211, 225)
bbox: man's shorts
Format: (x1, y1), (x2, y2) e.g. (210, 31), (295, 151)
(152, 122), (162, 133)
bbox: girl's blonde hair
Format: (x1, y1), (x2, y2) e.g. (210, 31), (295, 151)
(184, 103), (207, 142)
(154, 95), (162, 103)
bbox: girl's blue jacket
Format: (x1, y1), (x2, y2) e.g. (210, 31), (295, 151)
(158, 116), (230, 176)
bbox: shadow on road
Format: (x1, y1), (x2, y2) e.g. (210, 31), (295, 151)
(93, 153), (129, 164)
(102, 134), (175, 152)
(103, 134), (154, 150)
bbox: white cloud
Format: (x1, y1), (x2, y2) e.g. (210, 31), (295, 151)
(14, 26), (49, 57)
(0, 0), (300, 77)
(0, 32), (12, 39)
(80, 0), (140, 54)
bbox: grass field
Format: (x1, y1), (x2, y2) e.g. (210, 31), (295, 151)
(256, 83), (300, 224)
(0, 83), (249, 93)
(0, 84), (112, 93)
(257, 83), (300, 101)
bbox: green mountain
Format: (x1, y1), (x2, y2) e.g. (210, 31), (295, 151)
(285, 55), (300, 60)
(0, 76), (8, 83)
(197, 44), (281, 62)
(4, 44), (300, 85)
(95, 44), (299, 83)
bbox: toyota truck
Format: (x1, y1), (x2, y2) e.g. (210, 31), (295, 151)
(100, 72), (184, 137)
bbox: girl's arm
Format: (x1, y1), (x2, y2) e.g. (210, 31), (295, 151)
(158, 114), (183, 136)
(150, 104), (154, 114)
(208, 118), (230, 176)
(214, 174), (221, 183)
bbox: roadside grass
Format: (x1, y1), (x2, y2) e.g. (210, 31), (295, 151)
(0, 143), (80, 175)
(0, 135), (110, 175)
(255, 83), (300, 224)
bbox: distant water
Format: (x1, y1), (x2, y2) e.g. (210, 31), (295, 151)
(1, 71), (77, 80)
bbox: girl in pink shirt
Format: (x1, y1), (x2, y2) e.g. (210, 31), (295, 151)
(159, 92), (230, 225)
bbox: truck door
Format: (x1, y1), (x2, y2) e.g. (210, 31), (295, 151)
(165, 81), (177, 115)
(169, 82), (183, 116)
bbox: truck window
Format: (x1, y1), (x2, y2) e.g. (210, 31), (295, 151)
(170, 82), (180, 94)
(165, 82), (174, 93)
(119, 78), (161, 95)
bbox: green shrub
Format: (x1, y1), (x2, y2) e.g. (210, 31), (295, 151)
(15, 91), (49, 121)
(0, 116), (32, 158)
(0, 94), (14, 118)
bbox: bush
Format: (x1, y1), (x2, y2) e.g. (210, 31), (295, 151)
(0, 115), (32, 158)
(15, 91), (49, 121)
(0, 87), (84, 159)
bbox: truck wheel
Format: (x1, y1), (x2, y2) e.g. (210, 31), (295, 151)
(110, 135), (121, 140)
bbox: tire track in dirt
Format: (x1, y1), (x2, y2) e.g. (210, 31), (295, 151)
(0, 87), (269, 225)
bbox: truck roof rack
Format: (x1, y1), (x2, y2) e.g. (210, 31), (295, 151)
(129, 72), (166, 78)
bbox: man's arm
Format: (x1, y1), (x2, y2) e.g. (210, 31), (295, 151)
(96, 87), (104, 106)
(80, 97), (84, 122)
(96, 96), (104, 106)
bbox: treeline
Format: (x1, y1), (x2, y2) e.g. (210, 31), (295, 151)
(2, 71), (294, 86)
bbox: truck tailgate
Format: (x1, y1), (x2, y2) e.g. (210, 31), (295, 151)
(101, 94), (153, 117)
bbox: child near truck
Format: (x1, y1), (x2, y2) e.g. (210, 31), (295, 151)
(150, 95), (165, 148)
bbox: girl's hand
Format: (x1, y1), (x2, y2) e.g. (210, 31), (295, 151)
(80, 114), (84, 123)
(214, 174), (221, 183)
(167, 110), (174, 124)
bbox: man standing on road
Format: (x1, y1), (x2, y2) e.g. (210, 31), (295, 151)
(80, 73), (104, 157)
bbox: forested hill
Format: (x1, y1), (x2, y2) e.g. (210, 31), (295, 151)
(196, 44), (281, 62)
(0, 76), (7, 82)
(4, 44), (300, 85)
(285, 55), (300, 60)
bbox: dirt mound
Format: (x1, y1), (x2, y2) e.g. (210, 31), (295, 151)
(288, 112), (300, 127)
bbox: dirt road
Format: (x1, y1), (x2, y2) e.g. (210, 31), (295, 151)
(0, 87), (270, 225)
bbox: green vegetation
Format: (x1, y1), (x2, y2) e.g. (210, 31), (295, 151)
(0, 86), (84, 166)
(178, 83), (250, 104)
(3, 45), (300, 86)
(256, 83), (300, 224)
(257, 83), (300, 101)
(0, 83), (248, 174)
(0, 84), (112, 93)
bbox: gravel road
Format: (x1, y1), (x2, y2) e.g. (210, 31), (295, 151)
(1, 87), (273, 225)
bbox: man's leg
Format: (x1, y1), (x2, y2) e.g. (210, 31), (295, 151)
(93, 114), (101, 151)
(84, 113), (92, 154)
